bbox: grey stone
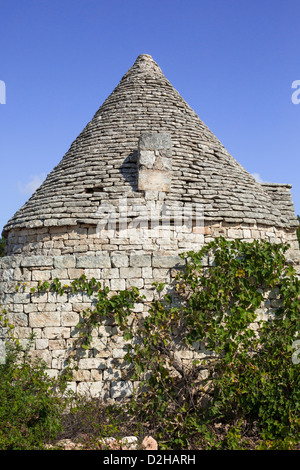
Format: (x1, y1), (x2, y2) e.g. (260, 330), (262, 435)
(20, 256), (54, 267)
(76, 254), (111, 269)
(139, 132), (172, 150)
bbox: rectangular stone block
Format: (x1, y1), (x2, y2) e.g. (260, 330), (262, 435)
(61, 312), (80, 327)
(36, 338), (49, 349)
(129, 254), (151, 267)
(142, 267), (153, 278)
(110, 278), (126, 291)
(139, 132), (172, 150)
(21, 256), (54, 267)
(49, 340), (65, 350)
(13, 293), (31, 304)
(43, 327), (70, 339)
(29, 312), (61, 328)
(76, 254), (111, 269)
(119, 267), (142, 279)
(102, 268), (119, 279)
(110, 381), (133, 400)
(78, 358), (107, 370)
(32, 270), (51, 281)
(51, 268), (68, 279)
(126, 278), (144, 289)
(152, 255), (184, 268)
(138, 169), (172, 192)
(83, 268), (101, 279)
(111, 254), (129, 268)
(77, 382), (104, 398)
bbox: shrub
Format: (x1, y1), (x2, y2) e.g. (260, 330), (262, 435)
(0, 315), (74, 450)
(122, 237), (300, 449)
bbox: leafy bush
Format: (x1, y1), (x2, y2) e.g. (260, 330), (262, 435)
(121, 237), (300, 449)
(0, 315), (74, 450)
(3, 237), (299, 449)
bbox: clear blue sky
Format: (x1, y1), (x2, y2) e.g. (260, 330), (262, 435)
(0, 0), (299, 234)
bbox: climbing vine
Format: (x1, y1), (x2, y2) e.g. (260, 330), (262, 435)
(6, 237), (300, 449)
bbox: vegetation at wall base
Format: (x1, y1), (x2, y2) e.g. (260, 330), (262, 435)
(121, 237), (300, 450)
(0, 237), (299, 450)
(0, 326), (74, 450)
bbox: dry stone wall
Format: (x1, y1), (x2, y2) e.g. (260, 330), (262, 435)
(0, 222), (299, 402)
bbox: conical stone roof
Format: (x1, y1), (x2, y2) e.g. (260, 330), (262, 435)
(3, 54), (298, 236)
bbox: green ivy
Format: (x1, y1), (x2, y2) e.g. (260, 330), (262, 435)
(7, 237), (300, 449)
(122, 237), (300, 449)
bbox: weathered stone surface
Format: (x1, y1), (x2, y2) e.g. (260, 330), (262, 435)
(76, 254), (111, 269)
(20, 256), (53, 267)
(111, 254), (129, 268)
(138, 168), (172, 192)
(129, 254), (151, 267)
(152, 254), (185, 268)
(139, 132), (172, 150)
(54, 255), (76, 269)
(142, 436), (158, 450)
(29, 312), (61, 328)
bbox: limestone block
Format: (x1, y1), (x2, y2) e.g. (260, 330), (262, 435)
(13, 293), (31, 304)
(98, 325), (118, 337)
(9, 312), (27, 326)
(110, 381), (133, 400)
(103, 365), (122, 381)
(49, 340), (65, 350)
(77, 381), (104, 398)
(31, 293), (48, 303)
(47, 292), (68, 303)
(2, 269), (14, 281)
(126, 278), (144, 289)
(36, 338), (49, 349)
(21, 256), (53, 267)
(32, 270), (51, 281)
(43, 327), (71, 339)
(129, 254), (151, 267)
(76, 254), (111, 269)
(83, 268), (101, 279)
(138, 150), (155, 168)
(142, 267), (153, 278)
(72, 369), (91, 381)
(111, 254), (129, 268)
(152, 254), (184, 268)
(138, 169), (172, 192)
(67, 268), (84, 280)
(120, 267), (142, 279)
(61, 311), (79, 327)
(112, 348), (128, 358)
(139, 132), (172, 150)
(30, 350), (52, 367)
(110, 278), (126, 291)
(29, 312), (61, 328)
(102, 268), (119, 279)
(78, 358), (107, 369)
(90, 369), (103, 381)
(51, 269), (68, 279)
